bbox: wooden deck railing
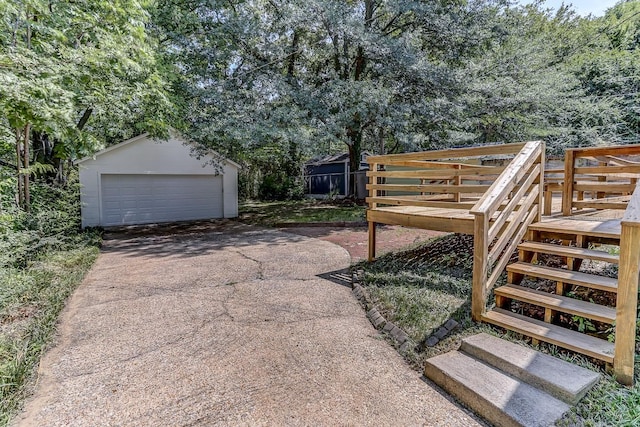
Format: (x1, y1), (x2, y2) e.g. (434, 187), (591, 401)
(614, 181), (640, 385)
(366, 142), (527, 212)
(543, 168), (564, 215)
(469, 140), (545, 320)
(562, 144), (640, 216)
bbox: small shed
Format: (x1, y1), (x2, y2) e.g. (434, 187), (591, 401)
(304, 151), (371, 197)
(78, 132), (239, 228)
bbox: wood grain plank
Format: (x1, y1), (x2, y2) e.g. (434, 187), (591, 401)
(529, 219), (621, 240)
(506, 262), (618, 292)
(482, 309), (614, 363)
(366, 184), (490, 193)
(518, 241), (619, 264)
(495, 284), (616, 324)
(367, 142), (526, 162)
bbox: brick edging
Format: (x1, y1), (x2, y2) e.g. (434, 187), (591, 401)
(351, 270), (460, 351)
(351, 270), (415, 353)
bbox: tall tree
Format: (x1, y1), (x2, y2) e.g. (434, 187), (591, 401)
(571, 0), (640, 146)
(0, 0), (174, 205)
(159, 0), (497, 196)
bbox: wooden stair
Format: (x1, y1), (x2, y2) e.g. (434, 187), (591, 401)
(506, 262), (618, 293)
(482, 218), (621, 365)
(482, 310), (615, 363)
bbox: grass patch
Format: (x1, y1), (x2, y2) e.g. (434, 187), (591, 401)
(356, 234), (493, 367)
(0, 241), (100, 426)
(239, 199), (365, 225)
(559, 359), (640, 427)
(357, 233), (640, 426)
(365, 277), (468, 342)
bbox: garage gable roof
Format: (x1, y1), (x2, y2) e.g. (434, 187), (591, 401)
(76, 131), (241, 169)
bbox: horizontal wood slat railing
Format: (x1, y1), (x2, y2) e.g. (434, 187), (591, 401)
(563, 144), (640, 216)
(366, 141), (545, 321)
(469, 140), (545, 321)
(366, 142), (526, 212)
(614, 181), (640, 385)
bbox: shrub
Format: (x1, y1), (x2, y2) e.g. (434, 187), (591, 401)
(0, 170), (98, 268)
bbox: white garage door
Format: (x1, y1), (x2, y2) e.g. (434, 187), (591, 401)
(100, 174), (223, 226)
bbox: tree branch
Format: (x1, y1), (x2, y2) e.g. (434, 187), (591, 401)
(0, 159), (17, 169)
(76, 108), (93, 130)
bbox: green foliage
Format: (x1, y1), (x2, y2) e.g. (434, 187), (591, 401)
(572, 315), (597, 333)
(156, 0), (501, 196)
(569, 1), (640, 148)
(0, 246), (99, 425)
(0, 167), (100, 424)
(258, 172), (304, 201)
(0, 0), (175, 180)
(0, 171), (97, 269)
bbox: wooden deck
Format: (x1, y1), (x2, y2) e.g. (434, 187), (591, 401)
(368, 205), (478, 234)
(367, 202), (520, 235)
(365, 141), (640, 385)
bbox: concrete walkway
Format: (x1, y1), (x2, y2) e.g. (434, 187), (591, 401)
(15, 224), (481, 426)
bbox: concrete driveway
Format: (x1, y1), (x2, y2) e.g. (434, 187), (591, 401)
(16, 223), (480, 426)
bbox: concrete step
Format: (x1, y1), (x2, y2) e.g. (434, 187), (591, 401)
(518, 241), (619, 264)
(425, 350), (570, 427)
(461, 333), (600, 405)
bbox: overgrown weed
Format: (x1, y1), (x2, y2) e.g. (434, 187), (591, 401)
(0, 174), (101, 425)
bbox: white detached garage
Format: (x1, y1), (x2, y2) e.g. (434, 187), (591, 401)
(78, 133), (239, 228)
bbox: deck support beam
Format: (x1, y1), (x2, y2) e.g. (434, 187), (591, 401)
(368, 221), (376, 262)
(562, 149), (575, 216)
(472, 213), (489, 321)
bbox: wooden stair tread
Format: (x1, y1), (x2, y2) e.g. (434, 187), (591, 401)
(518, 241), (619, 264)
(495, 284), (616, 324)
(529, 219), (621, 240)
(507, 262), (618, 293)
(482, 309), (614, 363)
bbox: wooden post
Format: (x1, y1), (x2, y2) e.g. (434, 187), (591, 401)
(369, 162), (378, 209)
(562, 149), (576, 216)
(472, 213), (489, 321)
(544, 185), (552, 215)
(367, 162), (378, 262)
(537, 145), (545, 222)
(368, 221), (376, 262)
(597, 161), (607, 199)
(614, 219), (640, 385)
(454, 164), (462, 202)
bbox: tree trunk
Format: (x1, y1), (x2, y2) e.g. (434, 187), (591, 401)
(346, 116), (362, 198)
(15, 129), (23, 208)
(23, 123), (30, 211)
(14, 124), (31, 210)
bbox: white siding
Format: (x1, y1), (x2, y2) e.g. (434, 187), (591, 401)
(79, 133), (238, 227)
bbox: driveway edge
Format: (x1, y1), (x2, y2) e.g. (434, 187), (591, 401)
(350, 270), (415, 353)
